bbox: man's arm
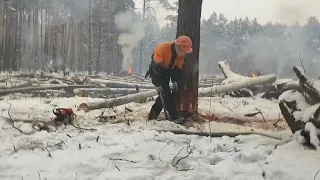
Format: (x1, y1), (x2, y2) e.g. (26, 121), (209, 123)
(150, 47), (166, 87)
(171, 57), (184, 83)
(171, 66), (183, 83)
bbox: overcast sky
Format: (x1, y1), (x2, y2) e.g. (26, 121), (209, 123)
(135, 0), (320, 26)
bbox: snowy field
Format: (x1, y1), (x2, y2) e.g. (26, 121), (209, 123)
(1, 93), (320, 180)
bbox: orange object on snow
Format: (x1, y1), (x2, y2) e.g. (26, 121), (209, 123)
(53, 108), (76, 125)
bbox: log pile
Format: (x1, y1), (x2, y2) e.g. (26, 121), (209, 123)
(0, 72), (154, 98)
(278, 66), (320, 149)
(0, 70), (224, 99)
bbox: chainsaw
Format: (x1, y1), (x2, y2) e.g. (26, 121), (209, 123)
(53, 108), (76, 126)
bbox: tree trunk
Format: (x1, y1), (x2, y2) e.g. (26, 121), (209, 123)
(175, 0), (202, 117)
(88, 0), (93, 75)
(95, 0), (103, 74)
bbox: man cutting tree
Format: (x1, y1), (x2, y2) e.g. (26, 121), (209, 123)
(145, 35), (193, 124)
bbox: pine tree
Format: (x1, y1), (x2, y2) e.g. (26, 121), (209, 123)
(175, 0), (203, 117)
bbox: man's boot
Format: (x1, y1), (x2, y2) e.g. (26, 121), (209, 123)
(148, 110), (158, 120)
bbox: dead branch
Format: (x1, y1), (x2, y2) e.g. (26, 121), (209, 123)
(6, 103), (34, 135)
(10, 137), (17, 152)
(255, 108), (266, 122)
(71, 124), (97, 132)
(115, 165), (121, 171)
(172, 145), (196, 167)
(45, 147), (52, 157)
(279, 66), (320, 149)
(314, 169), (320, 180)
(110, 158), (137, 163)
(293, 66), (320, 102)
(299, 52), (305, 73)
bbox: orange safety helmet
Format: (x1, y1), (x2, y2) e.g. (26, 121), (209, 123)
(175, 35), (193, 53)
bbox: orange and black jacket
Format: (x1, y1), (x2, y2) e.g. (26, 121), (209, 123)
(146, 42), (185, 87)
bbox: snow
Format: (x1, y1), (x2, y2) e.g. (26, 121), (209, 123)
(278, 90), (320, 122)
(0, 94), (320, 179)
(199, 96), (281, 121)
(278, 90), (311, 118)
(1, 120), (320, 180)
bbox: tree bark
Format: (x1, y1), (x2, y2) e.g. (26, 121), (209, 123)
(175, 0), (203, 117)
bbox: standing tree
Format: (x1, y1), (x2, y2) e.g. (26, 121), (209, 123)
(175, 0), (203, 117)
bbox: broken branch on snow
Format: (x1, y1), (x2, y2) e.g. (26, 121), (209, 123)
(279, 66), (320, 149)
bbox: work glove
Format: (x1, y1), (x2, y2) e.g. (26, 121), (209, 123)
(172, 81), (179, 92)
(155, 86), (162, 93)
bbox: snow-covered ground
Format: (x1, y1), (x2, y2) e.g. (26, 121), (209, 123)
(0, 94), (320, 180)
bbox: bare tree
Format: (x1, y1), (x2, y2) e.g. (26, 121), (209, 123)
(0, 0), (134, 75)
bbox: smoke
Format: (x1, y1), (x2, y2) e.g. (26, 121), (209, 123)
(275, 1), (320, 25)
(239, 26), (315, 78)
(114, 10), (146, 71)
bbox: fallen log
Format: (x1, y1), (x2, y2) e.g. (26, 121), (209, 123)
(0, 81), (32, 89)
(87, 78), (155, 89)
(131, 73), (148, 81)
(155, 129), (282, 140)
(74, 88), (145, 96)
(12, 72), (74, 83)
(0, 84), (97, 96)
(0, 77), (9, 82)
(198, 74), (277, 97)
(216, 60), (297, 99)
(78, 90), (158, 112)
(78, 75), (276, 111)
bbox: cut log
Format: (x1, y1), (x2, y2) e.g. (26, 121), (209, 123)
(78, 90), (158, 112)
(0, 84), (97, 96)
(198, 74), (277, 97)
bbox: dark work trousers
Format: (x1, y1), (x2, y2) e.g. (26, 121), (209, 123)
(149, 77), (178, 119)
